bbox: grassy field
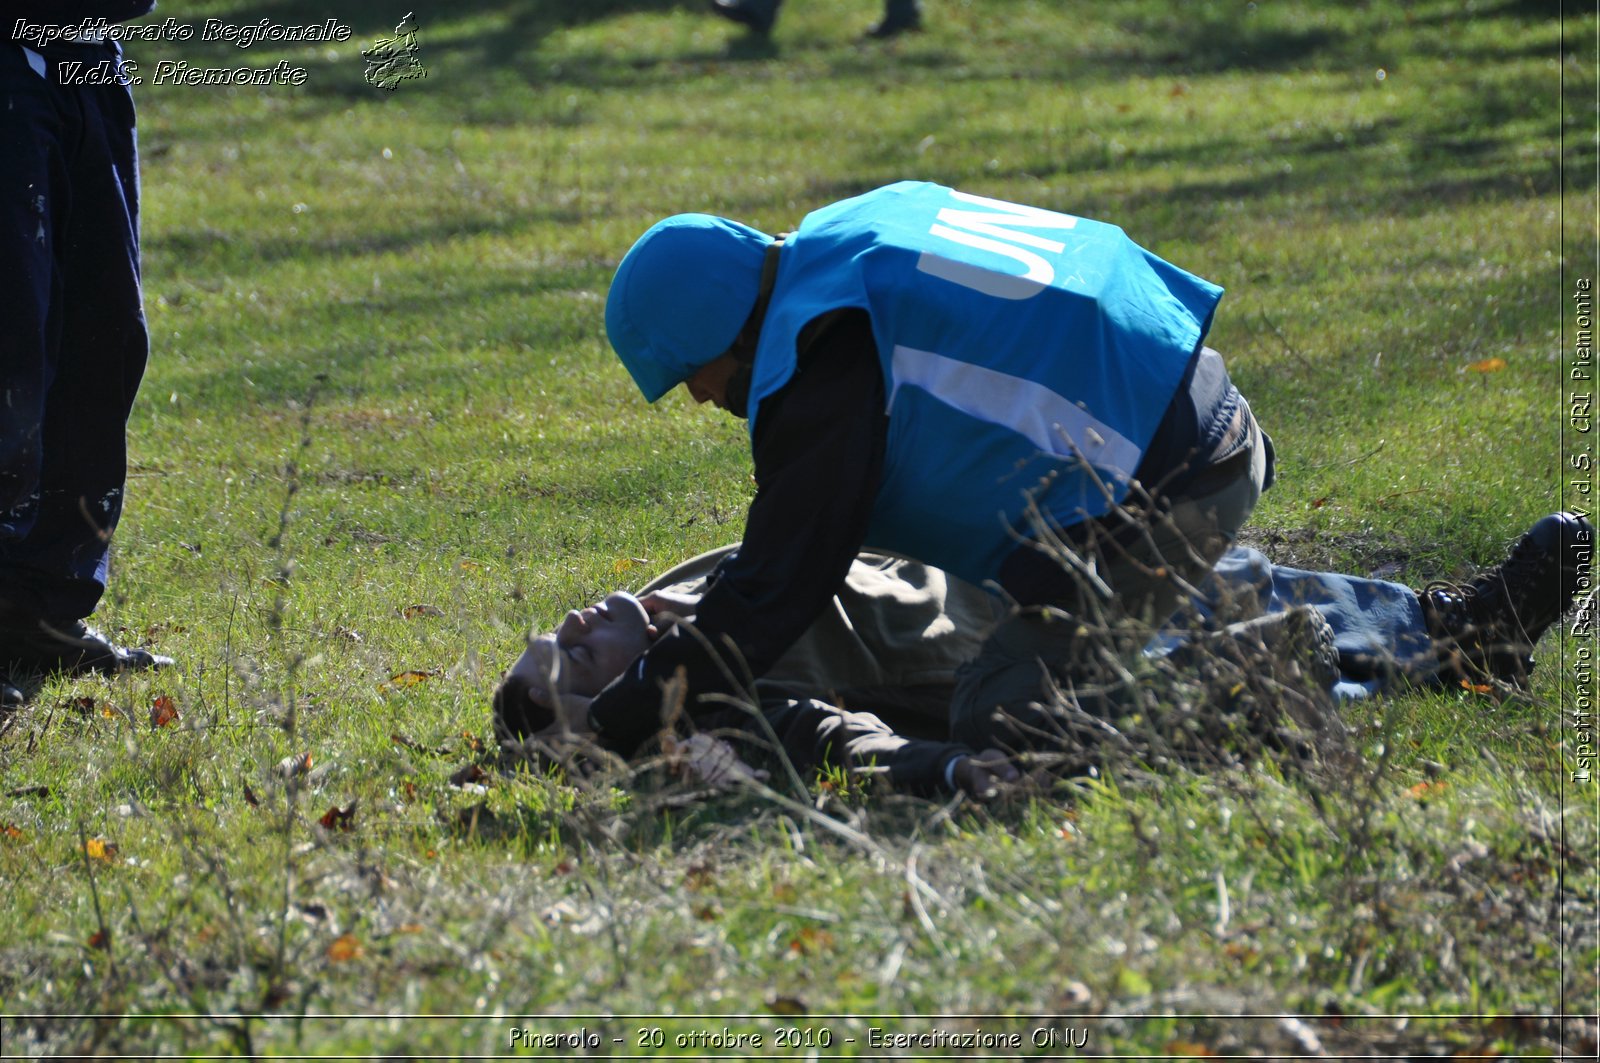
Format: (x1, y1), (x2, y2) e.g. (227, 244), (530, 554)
(1, 0), (1595, 1057)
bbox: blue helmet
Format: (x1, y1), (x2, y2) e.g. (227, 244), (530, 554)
(605, 213), (774, 402)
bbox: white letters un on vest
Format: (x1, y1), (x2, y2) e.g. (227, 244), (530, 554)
(899, 189), (1138, 475)
(914, 189), (1080, 300)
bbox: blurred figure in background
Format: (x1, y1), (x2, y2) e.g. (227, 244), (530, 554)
(712, 0), (923, 39)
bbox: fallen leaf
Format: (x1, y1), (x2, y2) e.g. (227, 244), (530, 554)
(396, 922), (424, 935)
(1310, 496), (1329, 508)
(318, 802), (356, 831)
(458, 561), (483, 572)
(766, 995), (808, 1016)
(1459, 678), (1496, 695)
(1169, 82), (1189, 97)
(459, 731), (483, 753)
(400, 780), (418, 802)
(242, 781), (261, 807)
(379, 669), (439, 693)
(87, 929), (111, 951)
(326, 933), (363, 963)
(149, 695), (179, 728)
(612, 557), (650, 575)
(1164, 1042), (1216, 1058)
(68, 696), (99, 716)
(277, 751), (313, 779)
(2, 823), (24, 841)
(1465, 357), (1507, 373)
(787, 926), (835, 955)
(1407, 780), (1448, 798)
(448, 763), (487, 788)
(401, 604), (443, 619)
(390, 731), (425, 753)
(84, 838), (118, 862)
(397, 732), (453, 756)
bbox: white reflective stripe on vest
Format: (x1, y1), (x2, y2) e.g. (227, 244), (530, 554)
(887, 344), (1142, 479)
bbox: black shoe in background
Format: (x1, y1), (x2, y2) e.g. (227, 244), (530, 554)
(867, 0), (923, 37)
(710, 0), (781, 34)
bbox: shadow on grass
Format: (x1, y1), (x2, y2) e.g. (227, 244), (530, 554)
(169, 0), (772, 91)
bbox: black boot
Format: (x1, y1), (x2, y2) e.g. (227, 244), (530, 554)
(1419, 512), (1593, 686)
(867, 0), (923, 37)
(710, 0), (781, 34)
(2, 619), (174, 678)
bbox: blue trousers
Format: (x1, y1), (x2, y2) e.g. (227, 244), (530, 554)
(0, 43), (147, 625)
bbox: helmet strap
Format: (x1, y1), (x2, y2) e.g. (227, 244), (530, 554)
(727, 232), (787, 366)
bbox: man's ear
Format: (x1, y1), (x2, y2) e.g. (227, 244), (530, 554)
(492, 672), (553, 738)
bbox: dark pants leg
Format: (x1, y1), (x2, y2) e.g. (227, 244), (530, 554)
(949, 404), (1272, 753)
(754, 696), (966, 794)
(0, 45), (147, 626)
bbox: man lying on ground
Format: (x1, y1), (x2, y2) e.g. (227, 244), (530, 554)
(494, 512), (1592, 788)
(496, 548), (1019, 797)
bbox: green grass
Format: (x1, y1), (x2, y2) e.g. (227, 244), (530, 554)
(1, 0), (1595, 1056)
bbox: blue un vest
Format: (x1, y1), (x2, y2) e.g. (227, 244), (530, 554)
(747, 181), (1224, 586)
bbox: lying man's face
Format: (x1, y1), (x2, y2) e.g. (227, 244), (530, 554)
(549, 590), (657, 695)
(502, 590), (657, 712)
(494, 590), (658, 740)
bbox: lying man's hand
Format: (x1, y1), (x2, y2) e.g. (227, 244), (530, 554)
(950, 748), (1020, 801)
(662, 733), (770, 790)
(639, 587), (702, 620)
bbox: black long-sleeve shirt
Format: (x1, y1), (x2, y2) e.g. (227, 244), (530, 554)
(587, 310), (887, 754)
